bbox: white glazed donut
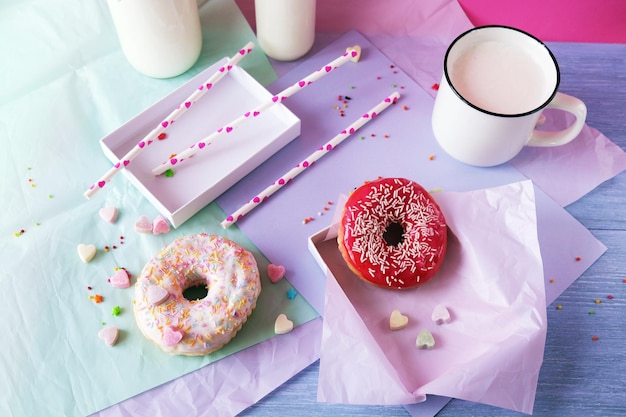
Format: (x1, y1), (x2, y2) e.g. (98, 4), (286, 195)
(133, 233), (261, 356)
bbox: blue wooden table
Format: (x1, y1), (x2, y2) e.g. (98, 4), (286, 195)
(241, 42), (626, 417)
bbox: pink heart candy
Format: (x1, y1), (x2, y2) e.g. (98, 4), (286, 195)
(206, 83), (212, 89)
(226, 126), (233, 133)
(109, 269), (130, 289)
(198, 142), (205, 149)
(147, 286), (169, 306)
(184, 101), (191, 108)
(99, 206), (118, 224)
(134, 215), (153, 233)
(253, 111), (260, 117)
(98, 181), (106, 188)
(325, 65), (332, 72)
(98, 326), (119, 346)
(152, 215), (170, 235)
(272, 96), (279, 102)
(298, 81), (305, 87)
(267, 264), (286, 283)
(164, 327), (183, 347)
(161, 121), (168, 128)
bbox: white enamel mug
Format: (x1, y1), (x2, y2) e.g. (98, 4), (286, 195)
(432, 25), (587, 167)
(107, 0), (203, 78)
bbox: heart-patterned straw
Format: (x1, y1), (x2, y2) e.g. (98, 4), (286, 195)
(220, 91), (400, 228)
(151, 45), (362, 176)
(83, 42), (255, 199)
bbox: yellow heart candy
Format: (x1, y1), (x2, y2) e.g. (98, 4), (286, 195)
(274, 313), (294, 335)
(389, 309), (409, 331)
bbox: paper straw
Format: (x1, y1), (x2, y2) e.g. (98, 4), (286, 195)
(151, 45), (362, 176)
(220, 91), (400, 228)
(83, 42), (255, 199)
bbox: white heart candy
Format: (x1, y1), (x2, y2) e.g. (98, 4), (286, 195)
(77, 244), (96, 263)
(98, 326), (119, 346)
(274, 313), (294, 335)
(431, 304), (451, 325)
(416, 329), (435, 349)
(147, 286), (169, 306)
(99, 206), (118, 224)
(389, 309), (409, 331)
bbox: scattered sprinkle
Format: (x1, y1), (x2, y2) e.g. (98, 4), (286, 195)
(589, 310), (595, 315)
(595, 299), (601, 304)
(607, 294), (614, 299)
(164, 168), (175, 177)
(550, 278), (555, 283)
(431, 83), (440, 91)
(592, 336), (599, 342)
(556, 305), (563, 310)
(111, 306), (122, 316)
(575, 257), (582, 262)
(48, 194), (54, 199)
(89, 294), (104, 304)
(429, 154), (435, 161)
(402, 105), (409, 111)
(158, 133), (167, 140)
(286, 288), (297, 300)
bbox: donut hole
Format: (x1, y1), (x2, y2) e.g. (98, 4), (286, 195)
(182, 282), (208, 301)
(383, 221), (405, 247)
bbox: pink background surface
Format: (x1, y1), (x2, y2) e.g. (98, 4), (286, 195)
(457, 0), (626, 43)
(237, 0), (626, 44)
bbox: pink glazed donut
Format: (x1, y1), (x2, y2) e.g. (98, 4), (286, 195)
(133, 233), (261, 356)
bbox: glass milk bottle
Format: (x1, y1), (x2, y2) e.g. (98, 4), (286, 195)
(254, 0), (316, 61)
(106, 0), (202, 78)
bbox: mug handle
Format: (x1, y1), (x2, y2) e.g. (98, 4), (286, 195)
(527, 92), (587, 147)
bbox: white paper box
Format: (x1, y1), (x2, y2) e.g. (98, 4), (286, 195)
(100, 58), (301, 227)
